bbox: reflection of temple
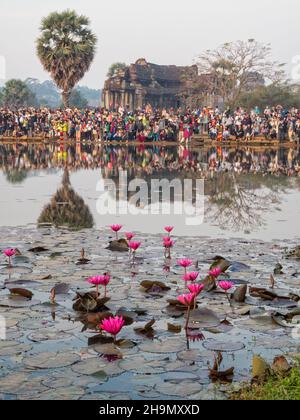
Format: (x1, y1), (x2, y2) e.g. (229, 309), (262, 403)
(102, 58), (207, 110)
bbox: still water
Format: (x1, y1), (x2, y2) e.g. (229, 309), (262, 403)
(0, 142), (299, 240)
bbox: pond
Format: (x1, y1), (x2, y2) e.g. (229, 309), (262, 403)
(0, 142), (299, 400)
(0, 143), (300, 240)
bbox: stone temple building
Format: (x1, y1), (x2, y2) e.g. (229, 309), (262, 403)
(102, 58), (211, 110)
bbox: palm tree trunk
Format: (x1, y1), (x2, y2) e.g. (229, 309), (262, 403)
(62, 90), (70, 108)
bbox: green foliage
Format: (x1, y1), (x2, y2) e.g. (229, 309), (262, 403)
(1, 79), (37, 108)
(239, 83), (300, 109)
(232, 361), (300, 400)
(107, 62), (127, 77)
(36, 9), (97, 107)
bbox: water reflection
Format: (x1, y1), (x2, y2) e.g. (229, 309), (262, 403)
(38, 168), (94, 230)
(0, 142), (299, 234)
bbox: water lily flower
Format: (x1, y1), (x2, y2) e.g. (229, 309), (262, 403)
(177, 293), (195, 330)
(125, 232), (135, 241)
(110, 224), (123, 240)
(208, 267), (222, 278)
(3, 248), (16, 266)
(178, 258), (193, 278)
(98, 274), (111, 297)
(188, 283), (204, 296)
(99, 316), (125, 342)
(218, 281), (234, 291)
(128, 241), (141, 252)
(177, 293), (195, 307)
(184, 272), (199, 282)
(164, 226), (174, 236)
(218, 281), (234, 309)
(87, 276), (102, 296)
(163, 238), (175, 248)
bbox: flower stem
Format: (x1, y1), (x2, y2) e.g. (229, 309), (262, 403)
(185, 304), (191, 331)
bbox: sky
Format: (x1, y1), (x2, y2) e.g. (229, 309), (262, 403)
(0, 0), (299, 89)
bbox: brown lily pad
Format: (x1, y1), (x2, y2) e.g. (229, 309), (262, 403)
(107, 239), (129, 252)
(9, 288), (33, 300)
(135, 319), (156, 338)
(140, 280), (171, 293)
(167, 323), (182, 334)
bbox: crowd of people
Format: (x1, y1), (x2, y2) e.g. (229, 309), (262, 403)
(0, 105), (300, 143)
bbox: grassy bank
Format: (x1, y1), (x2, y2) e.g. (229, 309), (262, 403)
(231, 362), (300, 400)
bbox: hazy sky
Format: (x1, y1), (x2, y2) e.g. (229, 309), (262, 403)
(0, 0), (299, 89)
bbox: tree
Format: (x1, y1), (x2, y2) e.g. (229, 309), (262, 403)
(107, 62), (126, 78)
(196, 40), (286, 109)
(1, 79), (37, 108)
(36, 10), (97, 108)
(239, 82), (300, 110)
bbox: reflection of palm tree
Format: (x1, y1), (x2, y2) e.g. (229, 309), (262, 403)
(205, 172), (291, 232)
(38, 169), (94, 230)
(5, 169), (28, 184)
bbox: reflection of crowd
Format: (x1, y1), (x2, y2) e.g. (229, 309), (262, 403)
(1, 143), (299, 178)
(0, 105), (300, 143)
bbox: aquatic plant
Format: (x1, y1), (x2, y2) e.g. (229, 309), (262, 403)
(178, 258), (193, 276)
(99, 316), (125, 343)
(110, 224), (123, 240)
(163, 238), (175, 258)
(188, 283), (204, 309)
(125, 232), (135, 241)
(164, 226), (174, 236)
(218, 281), (234, 307)
(3, 248), (16, 266)
(128, 241), (141, 258)
(178, 293), (195, 330)
(184, 272), (199, 282)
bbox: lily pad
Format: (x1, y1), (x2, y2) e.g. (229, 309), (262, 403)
(187, 308), (221, 329)
(71, 358), (123, 377)
(203, 340), (245, 352)
(23, 351), (80, 369)
(155, 381), (203, 397)
(139, 337), (185, 353)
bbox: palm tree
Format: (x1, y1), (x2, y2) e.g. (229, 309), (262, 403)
(36, 10), (97, 108)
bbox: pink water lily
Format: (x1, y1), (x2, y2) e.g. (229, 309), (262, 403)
(208, 267), (222, 278)
(164, 226), (174, 235)
(188, 283), (204, 296)
(128, 241), (141, 252)
(98, 274), (111, 297)
(218, 281), (234, 291)
(218, 281), (234, 309)
(163, 238), (175, 248)
(178, 293), (195, 330)
(99, 316), (125, 342)
(178, 258), (193, 278)
(125, 232), (135, 241)
(177, 293), (195, 307)
(3, 248), (16, 266)
(183, 272), (199, 282)
(87, 274), (111, 297)
(110, 224), (123, 240)
(178, 258), (193, 268)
